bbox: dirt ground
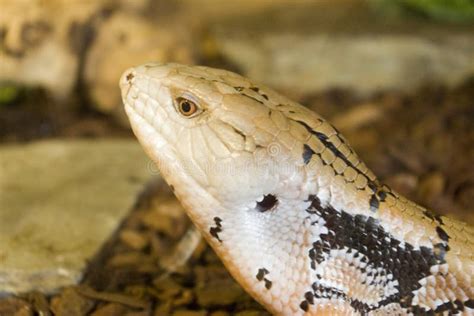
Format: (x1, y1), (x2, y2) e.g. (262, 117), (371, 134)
(0, 77), (473, 315)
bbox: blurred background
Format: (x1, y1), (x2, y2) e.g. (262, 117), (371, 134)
(1, 0), (473, 315)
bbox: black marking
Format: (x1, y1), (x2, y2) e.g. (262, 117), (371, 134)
(435, 301), (455, 313)
(209, 227), (222, 242)
(369, 194), (380, 212)
(367, 185), (395, 212)
(209, 217), (223, 243)
(433, 242), (449, 260)
(302, 144), (315, 165)
(315, 131), (353, 166)
(409, 305), (428, 315)
(305, 195), (452, 313)
(423, 210), (444, 225)
(436, 226), (450, 242)
(312, 283), (348, 301)
(465, 299), (474, 308)
(334, 133), (354, 154)
(249, 86), (269, 100)
(256, 194), (278, 212)
(298, 119), (358, 172)
(299, 300), (309, 312)
(454, 299), (464, 311)
(126, 72), (134, 81)
(234, 86), (245, 92)
(304, 291), (314, 305)
(377, 190), (387, 201)
(256, 268), (272, 290)
(432, 299), (468, 315)
(264, 278), (272, 289)
(295, 119), (383, 207)
(256, 268), (269, 281)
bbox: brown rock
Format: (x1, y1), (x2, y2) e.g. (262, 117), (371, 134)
(194, 265), (230, 286)
(76, 286), (148, 310)
(141, 212), (176, 236)
(385, 173), (418, 197)
(154, 302), (172, 316)
(119, 230), (149, 250)
(124, 311), (150, 316)
(50, 287), (95, 316)
(20, 291), (50, 316)
(0, 140), (152, 294)
(235, 311), (269, 316)
(141, 200), (187, 238)
(153, 278), (183, 300)
(0, 297), (32, 316)
(90, 303), (127, 316)
(172, 289), (194, 307)
(172, 310), (208, 316)
(209, 312), (230, 316)
(456, 182), (474, 211)
(195, 279), (246, 308)
(418, 171), (445, 204)
(107, 252), (155, 268)
(84, 12), (195, 124)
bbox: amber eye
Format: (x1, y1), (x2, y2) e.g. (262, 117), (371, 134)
(177, 97), (198, 117)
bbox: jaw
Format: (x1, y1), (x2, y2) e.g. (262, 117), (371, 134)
(125, 102), (220, 229)
(125, 103), (168, 158)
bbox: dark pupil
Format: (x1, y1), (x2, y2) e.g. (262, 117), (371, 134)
(181, 101), (191, 113)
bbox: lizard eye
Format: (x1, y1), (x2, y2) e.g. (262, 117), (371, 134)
(176, 97), (199, 117)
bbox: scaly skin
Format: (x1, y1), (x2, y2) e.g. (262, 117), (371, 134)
(120, 63), (474, 315)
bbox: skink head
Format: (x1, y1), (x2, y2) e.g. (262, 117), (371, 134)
(120, 63), (313, 207)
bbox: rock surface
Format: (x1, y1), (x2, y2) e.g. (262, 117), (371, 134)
(211, 2), (474, 95)
(84, 11), (195, 122)
(3, 0), (474, 117)
(0, 139), (154, 294)
(0, 0), (105, 99)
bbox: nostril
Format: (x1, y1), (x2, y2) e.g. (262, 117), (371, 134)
(120, 68), (136, 89)
(125, 72), (134, 82)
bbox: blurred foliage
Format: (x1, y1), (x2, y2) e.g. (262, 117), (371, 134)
(0, 84), (21, 106)
(371, 0), (474, 23)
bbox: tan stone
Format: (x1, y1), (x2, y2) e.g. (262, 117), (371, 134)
(0, 140), (155, 294)
(84, 12), (195, 123)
